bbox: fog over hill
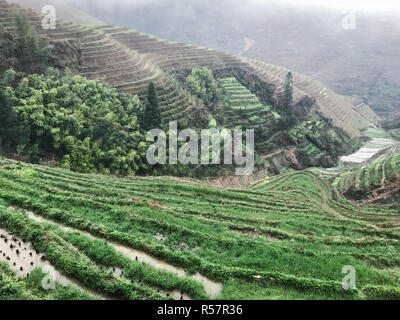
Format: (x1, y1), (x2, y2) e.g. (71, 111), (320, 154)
(8, 0), (101, 23)
(59, 0), (400, 116)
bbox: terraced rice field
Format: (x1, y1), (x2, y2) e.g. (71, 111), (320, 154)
(0, 226), (103, 299)
(241, 58), (380, 137)
(0, 157), (399, 299)
(335, 151), (400, 196)
(0, 0), (379, 134)
(340, 128), (395, 164)
(297, 141), (325, 164)
(334, 128), (400, 199)
(219, 77), (274, 131)
(0, 262), (95, 300)
(390, 129), (400, 141)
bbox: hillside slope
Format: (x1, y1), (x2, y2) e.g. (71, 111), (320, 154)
(74, 0), (399, 117)
(0, 0), (379, 138)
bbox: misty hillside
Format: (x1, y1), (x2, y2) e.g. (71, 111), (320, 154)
(59, 0), (400, 117)
(8, 0), (100, 23)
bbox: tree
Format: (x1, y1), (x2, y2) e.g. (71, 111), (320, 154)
(0, 71), (148, 174)
(214, 107), (227, 126)
(186, 67), (219, 107)
(0, 69), (25, 149)
(0, 12), (56, 75)
(142, 82), (161, 131)
(278, 72), (297, 129)
(283, 72), (293, 113)
(1, 68), (16, 87)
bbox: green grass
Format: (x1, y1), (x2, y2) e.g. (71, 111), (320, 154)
(364, 128), (391, 139)
(0, 264), (94, 300)
(0, 157), (399, 300)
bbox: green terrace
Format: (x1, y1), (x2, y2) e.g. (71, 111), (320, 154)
(334, 152), (400, 197)
(0, 158), (399, 299)
(242, 58), (378, 138)
(219, 78), (274, 129)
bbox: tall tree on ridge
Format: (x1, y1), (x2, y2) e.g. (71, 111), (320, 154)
(142, 82), (161, 131)
(278, 71), (296, 129)
(283, 71), (293, 113)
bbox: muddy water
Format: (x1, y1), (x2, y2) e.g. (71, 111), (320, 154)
(25, 211), (223, 298)
(0, 228), (41, 278)
(108, 266), (124, 277)
(0, 227), (104, 299)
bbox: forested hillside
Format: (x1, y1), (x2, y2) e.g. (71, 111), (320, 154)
(1, 0), (379, 136)
(0, 1), (366, 177)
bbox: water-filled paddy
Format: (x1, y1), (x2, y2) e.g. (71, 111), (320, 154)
(340, 128), (395, 163)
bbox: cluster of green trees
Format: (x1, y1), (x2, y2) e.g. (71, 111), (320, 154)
(382, 117), (400, 130)
(0, 68), (151, 174)
(0, 12), (167, 175)
(185, 67), (230, 127)
(186, 67), (220, 107)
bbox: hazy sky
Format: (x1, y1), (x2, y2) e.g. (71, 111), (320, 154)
(280, 0), (400, 12)
(64, 0), (400, 12)
(64, 0), (400, 13)
(62, 0), (400, 38)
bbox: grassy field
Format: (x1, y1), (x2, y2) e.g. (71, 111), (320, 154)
(0, 263), (94, 300)
(0, 156), (399, 300)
